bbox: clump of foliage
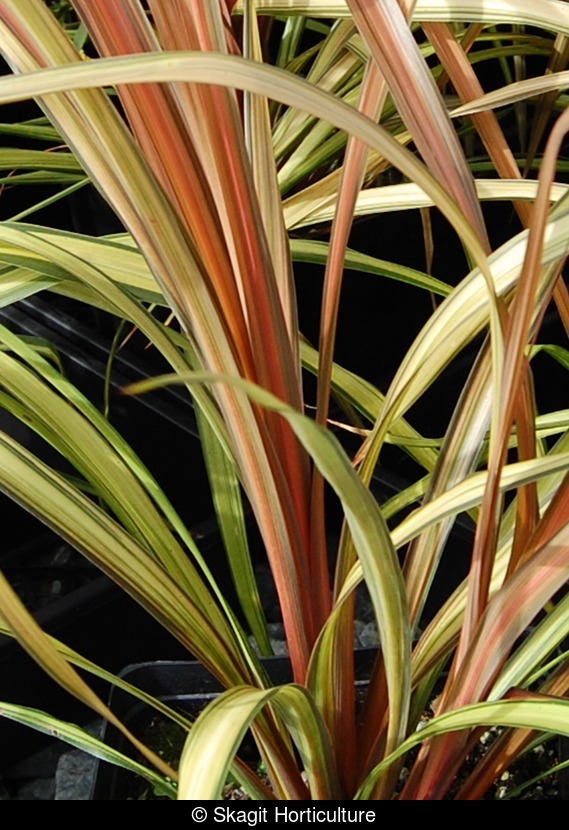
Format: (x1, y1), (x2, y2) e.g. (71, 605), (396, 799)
(0, 0), (567, 800)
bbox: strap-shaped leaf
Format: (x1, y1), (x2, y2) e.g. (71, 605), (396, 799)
(178, 684), (338, 800)
(0, 700), (177, 798)
(356, 696), (569, 799)
(236, 0), (569, 33)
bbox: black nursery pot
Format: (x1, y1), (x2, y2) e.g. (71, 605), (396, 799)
(90, 649), (379, 801)
(90, 658), (291, 801)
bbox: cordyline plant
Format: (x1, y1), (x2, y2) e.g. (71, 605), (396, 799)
(0, 0), (568, 801)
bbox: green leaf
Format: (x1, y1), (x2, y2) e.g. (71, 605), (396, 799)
(529, 343), (569, 371)
(291, 238), (451, 296)
(357, 697), (569, 799)
(0, 147), (81, 171)
(194, 403), (272, 656)
(0, 701), (177, 799)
